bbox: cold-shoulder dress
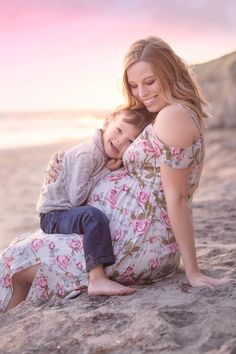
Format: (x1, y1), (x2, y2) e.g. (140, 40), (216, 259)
(0, 107), (205, 311)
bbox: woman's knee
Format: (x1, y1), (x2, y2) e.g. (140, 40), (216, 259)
(12, 265), (39, 285)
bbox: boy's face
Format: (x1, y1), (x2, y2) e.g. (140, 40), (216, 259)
(103, 113), (139, 159)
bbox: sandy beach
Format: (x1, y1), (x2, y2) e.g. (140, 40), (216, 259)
(0, 129), (235, 354)
(0, 139), (81, 252)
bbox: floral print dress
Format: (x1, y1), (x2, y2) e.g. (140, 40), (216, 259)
(0, 106), (205, 311)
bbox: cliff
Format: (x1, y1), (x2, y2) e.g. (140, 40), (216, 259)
(194, 51), (236, 128)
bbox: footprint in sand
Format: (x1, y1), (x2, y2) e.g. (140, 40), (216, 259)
(158, 305), (201, 347)
(158, 306), (198, 328)
(90, 311), (131, 334)
(199, 286), (232, 298)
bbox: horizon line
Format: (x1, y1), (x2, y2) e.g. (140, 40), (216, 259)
(0, 109), (111, 114)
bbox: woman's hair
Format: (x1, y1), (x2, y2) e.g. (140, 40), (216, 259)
(106, 105), (154, 133)
(122, 36), (209, 124)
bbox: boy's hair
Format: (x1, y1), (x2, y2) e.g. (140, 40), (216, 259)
(106, 105), (154, 134)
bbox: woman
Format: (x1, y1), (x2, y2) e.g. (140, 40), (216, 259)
(0, 36), (229, 312)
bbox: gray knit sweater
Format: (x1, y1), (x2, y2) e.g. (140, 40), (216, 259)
(37, 129), (110, 213)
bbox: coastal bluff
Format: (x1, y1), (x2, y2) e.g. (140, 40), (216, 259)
(194, 51), (236, 128)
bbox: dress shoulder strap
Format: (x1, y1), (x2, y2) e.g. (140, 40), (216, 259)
(189, 109), (201, 132)
(174, 103), (202, 133)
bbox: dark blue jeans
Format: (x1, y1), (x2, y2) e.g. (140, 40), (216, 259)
(40, 206), (115, 272)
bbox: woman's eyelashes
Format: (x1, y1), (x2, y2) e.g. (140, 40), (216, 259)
(146, 80), (155, 85)
(129, 80), (156, 89)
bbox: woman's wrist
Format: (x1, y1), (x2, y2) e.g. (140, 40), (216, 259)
(185, 266), (201, 280)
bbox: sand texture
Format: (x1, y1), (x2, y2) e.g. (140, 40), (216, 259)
(0, 130), (235, 354)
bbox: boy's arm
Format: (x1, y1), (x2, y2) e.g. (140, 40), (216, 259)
(66, 152), (110, 206)
(36, 159), (64, 212)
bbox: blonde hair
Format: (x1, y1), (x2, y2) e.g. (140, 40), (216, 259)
(122, 36), (209, 124)
(106, 105), (154, 133)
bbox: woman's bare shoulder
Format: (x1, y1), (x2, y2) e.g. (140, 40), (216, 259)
(153, 104), (195, 148)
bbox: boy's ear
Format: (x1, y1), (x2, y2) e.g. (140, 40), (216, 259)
(103, 117), (110, 129)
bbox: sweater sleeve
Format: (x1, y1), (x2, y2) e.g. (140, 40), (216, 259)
(65, 152), (110, 206)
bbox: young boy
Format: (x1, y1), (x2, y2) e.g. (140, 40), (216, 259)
(37, 106), (150, 296)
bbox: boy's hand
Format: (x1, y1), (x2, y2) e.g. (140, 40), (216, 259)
(44, 151), (64, 184)
(106, 158), (123, 170)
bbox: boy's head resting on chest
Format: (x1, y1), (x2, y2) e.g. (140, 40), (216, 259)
(102, 105), (153, 159)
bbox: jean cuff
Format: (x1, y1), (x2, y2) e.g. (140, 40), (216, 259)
(86, 255), (116, 272)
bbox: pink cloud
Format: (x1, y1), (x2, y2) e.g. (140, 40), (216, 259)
(0, 1), (235, 111)
(0, 1), (92, 33)
(1, 0), (235, 39)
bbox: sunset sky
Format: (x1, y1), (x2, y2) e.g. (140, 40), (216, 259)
(0, 0), (236, 112)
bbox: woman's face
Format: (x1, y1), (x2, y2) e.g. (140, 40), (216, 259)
(127, 61), (168, 113)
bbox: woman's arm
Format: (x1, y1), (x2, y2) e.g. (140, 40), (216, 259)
(45, 152), (123, 184)
(160, 163), (230, 287)
(160, 164), (199, 277)
(155, 105), (230, 287)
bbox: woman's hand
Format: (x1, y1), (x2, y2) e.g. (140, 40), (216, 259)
(106, 158), (123, 171)
(187, 271), (231, 288)
(44, 151), (65, 184)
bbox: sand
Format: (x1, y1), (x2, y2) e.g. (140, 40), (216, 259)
(0, 130), (235, 354)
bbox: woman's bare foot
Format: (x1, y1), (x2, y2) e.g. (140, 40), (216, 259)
(88, 277), (136, 296)
(88, 265), (136, 296)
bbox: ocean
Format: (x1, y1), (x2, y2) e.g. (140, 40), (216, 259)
(0, 111), (108, 150)
(0, 111), (108, 251)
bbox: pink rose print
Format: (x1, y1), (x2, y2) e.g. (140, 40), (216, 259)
(39, 290), (49, 301)
(113, 229), (124, 241)
(137, 191), (150, 205)
(123, 184), (129, 192)
(93, 194), (100, 202)
(55, 255), (71, 269)
(30, 238), (44, 252)
(141, 140), (158, 156)
(108, 188), (118, 209)
(129, 152), (137, 162)
(120, 266), (135, 285)
(68, 239), (83, 252)
(160, 211), (171, 229)
(123, 208), (128, 215)
(132, 219), (150, 235)
(150, 236), (158, 244)
(170, 147), (184, 161)
(121, 276), (136, 285)
(168, 243), (179, 254)
(121, 266), (134, 277)
(48, 242), (56, 251)
(5, 256), (14, 268)
(36, 275), (48, 288)
(76, 261), (83, 270)
(148, 258), (160, 269)
(107, 171), (127, 181)
(1, 274), (11, 288)
(66, 272), (75, 278)
(56, 283), (65, 297)
(153, 141), (162, 156)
